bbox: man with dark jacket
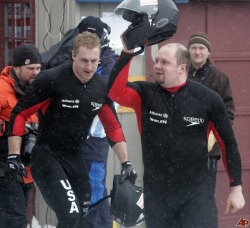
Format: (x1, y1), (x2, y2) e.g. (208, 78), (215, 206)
(187, 32), (235, 192)
(0, 44), (41, 228)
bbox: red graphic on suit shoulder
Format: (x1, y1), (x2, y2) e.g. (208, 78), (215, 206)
(236, 218), (249, 227)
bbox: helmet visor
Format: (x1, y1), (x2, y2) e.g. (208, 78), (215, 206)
(115, 0), (158, 17)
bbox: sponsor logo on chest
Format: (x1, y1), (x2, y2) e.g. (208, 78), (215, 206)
(183, 116), (204, 127)
(61, 99), (102, 111)
(61, 99), (79, 109)
(149, 111), (168, 124)
(90, 102), (102, 111)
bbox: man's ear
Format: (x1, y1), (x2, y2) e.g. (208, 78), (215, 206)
(72, 50), (75, 60)
(178, 63), (186, 74)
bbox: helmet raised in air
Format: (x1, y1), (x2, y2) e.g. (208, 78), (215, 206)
(115, 0), (179, 50)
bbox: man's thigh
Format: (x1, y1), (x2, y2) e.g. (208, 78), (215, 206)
(180, 188), (218, 228)
(144, 191), (182, 228)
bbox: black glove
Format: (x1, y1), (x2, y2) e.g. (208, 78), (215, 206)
(4, 154), (27, 185)
(120, 161), (138, 184)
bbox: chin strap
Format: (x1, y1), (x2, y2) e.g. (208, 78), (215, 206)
(133, 46), (145, 56)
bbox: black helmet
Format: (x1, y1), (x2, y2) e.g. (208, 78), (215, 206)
(115, 0), (179, 50)
(110, 175), (144, 227)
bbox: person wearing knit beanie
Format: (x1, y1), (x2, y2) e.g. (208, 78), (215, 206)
(187, 32), (211, 52)
(11, 43), (42, 91)
(77, 16), (111, 46)
(78, 16), (107, 39)
(187, 31), (236, 203)
(187, 32), (211, 71)
(13, 43), (41, 67)
(0, 43), (41, 228)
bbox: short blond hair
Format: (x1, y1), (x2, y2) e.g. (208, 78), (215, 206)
(73, 31), (100, 54)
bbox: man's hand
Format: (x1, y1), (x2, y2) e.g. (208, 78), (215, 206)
(225, 185), (245, 214)
(120, 161), (138, 184)
(4, 154), (27, 185)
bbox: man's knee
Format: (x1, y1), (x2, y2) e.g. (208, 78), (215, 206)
(57, 212), (81, 228)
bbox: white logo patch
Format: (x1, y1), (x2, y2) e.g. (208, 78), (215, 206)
(183, 116), (204, 127)
(61, 99), (79, 109)
(60, 180), (79, 213)
(149, 111), (168, 124)
(91, 102), (102, 111)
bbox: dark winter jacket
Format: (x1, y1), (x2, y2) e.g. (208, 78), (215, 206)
(41, 28), (79, 70)
(188, 59), (235, 157)
(40, 28), (117, 74)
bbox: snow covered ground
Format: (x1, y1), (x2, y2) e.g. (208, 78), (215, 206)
(27, 217), (55, 228)
(27, 216), (123, 228)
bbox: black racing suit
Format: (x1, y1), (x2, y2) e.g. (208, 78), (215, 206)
(81, 47), (117, 228)
(8, 62), (125, 228)
(108, 52), (242, 228)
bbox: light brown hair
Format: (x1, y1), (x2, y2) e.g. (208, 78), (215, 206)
(73, 31), (100, 54)
(175, 43), (191, 72)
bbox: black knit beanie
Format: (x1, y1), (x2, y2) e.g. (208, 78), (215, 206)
(77, 16), (105, 39)
(13, 43), (41, 66)
(187, 32), (211, 52)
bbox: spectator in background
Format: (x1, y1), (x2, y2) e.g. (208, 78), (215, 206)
(0, 44), (41, 228)
(40, 16), (114, 73)
(187, 32), (235, 192)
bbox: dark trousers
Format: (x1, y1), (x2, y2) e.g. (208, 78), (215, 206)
(82, 160), (112, 228)
(0, 161), (34, 228)
(30, 144), (91, 228)
(83, 199), (112, 228)
(144, 183), (218, 228)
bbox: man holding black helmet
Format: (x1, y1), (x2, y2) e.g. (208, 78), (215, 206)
(78, 16), (118, 228)
(107, 0), (244, 227)
(0, 43), (41, 228)
(41, 16), (119, 228)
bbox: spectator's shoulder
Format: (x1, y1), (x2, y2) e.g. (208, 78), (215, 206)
(208, 64), (230, 80)
(188, 79), (219, 96)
